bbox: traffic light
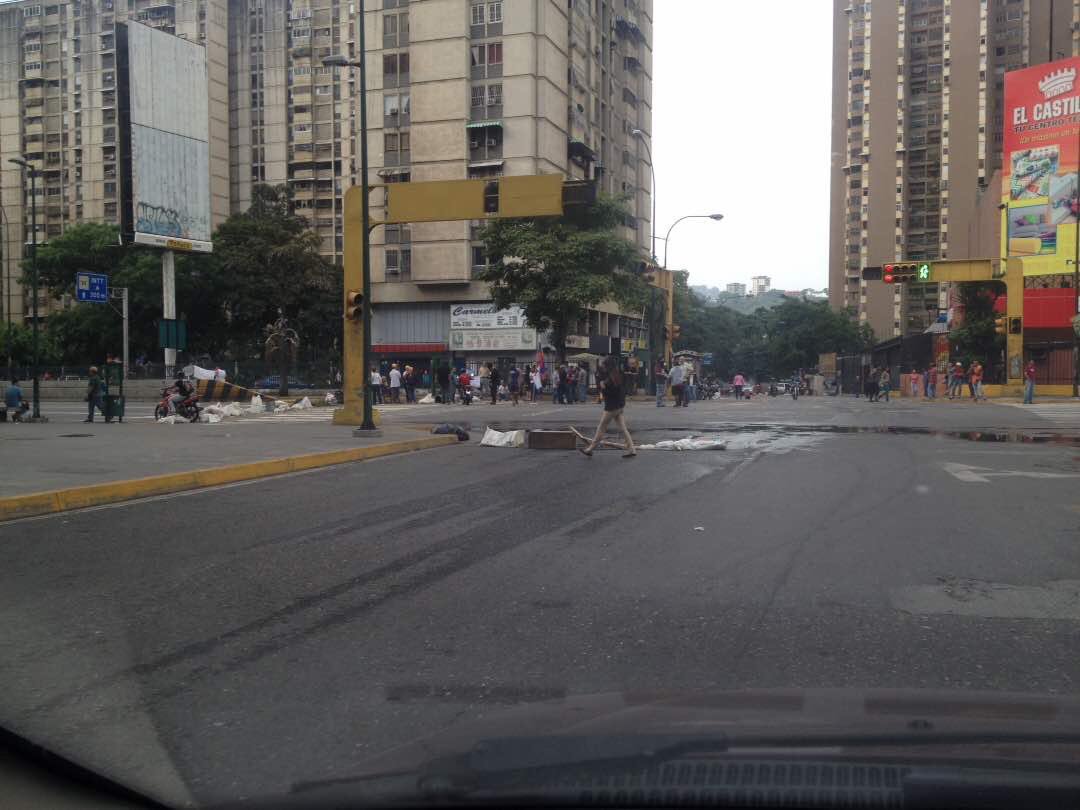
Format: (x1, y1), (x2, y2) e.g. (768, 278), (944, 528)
(1009, 317), (1023, 335)
(346, 289), (364, 321)
(994, 315), (1007, 335)
(662, 325), (671, 341)
(672, 324), (682, 341)
(882, 262), (932, 283)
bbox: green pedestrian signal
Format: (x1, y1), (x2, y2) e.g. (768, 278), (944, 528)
(917, 263), (931, 280)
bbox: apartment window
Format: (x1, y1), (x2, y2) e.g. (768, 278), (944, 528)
(384, 92), (409, 125)
(103, 181), (116, 196)
(487, 42), (502, 65)
(385, 247), (410, 278)
(487, 83), (502, 105)
(471, 44), (486, 67)
(24, 42), (42, 53)
(1006, 7), (1021, 21)
(383, 52), (409, 86)
(23, 5), (42, 16)
(24, 62), (42, 71)
(488, 1), (501, 22)
(470, 4), (484, 26)
(471, 85), (485, 108)
(472, 245), (488, 268)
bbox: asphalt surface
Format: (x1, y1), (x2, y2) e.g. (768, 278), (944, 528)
(0, 395), (1079, 806)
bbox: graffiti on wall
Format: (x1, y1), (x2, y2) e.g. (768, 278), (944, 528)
(135, 202), (186, 238)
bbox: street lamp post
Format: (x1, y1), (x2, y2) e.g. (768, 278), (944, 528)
(631, 129), (656, 261)
(9, 157), (41, 420)
(324, 4), (376, 431)
(663, 213), (724, 270)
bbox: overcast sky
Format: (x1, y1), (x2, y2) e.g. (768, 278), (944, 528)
(651, 1), (833, 292)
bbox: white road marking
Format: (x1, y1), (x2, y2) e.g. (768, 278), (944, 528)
(1004, 403), (1080, 426)
(942, 461), (1080, 483)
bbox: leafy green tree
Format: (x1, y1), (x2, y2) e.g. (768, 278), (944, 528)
(478, 195), (647, 360)
(2, 321), (62, 368)
(950, 282), (1005, 371)
(208, 184), (339, 392)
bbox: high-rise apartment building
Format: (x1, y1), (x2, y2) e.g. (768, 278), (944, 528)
(725, 282), (746, 296)
(750, 275), (770, 296)
(1, 0), (654, 370)
(364, 0), (654, 364)
(0, 0), (230, 326)
(828, 0), (1077, 340)
(227, 0), (358, 260)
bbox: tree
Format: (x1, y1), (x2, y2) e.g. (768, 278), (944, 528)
(478, 195), (647, 360)
(951, 282), (1005, 372)
(208, 184), (339, 393)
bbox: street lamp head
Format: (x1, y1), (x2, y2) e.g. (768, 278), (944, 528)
(709, 214), (725, 221)
(8, 157), (29, 169)
(322, 54), (352, 67)
(631, 128), (645, 138)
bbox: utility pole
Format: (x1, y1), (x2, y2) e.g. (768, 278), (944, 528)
(162, 249), (176, 377)
(9, 158), (41, 420)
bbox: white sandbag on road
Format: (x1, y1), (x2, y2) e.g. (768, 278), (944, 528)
(290, 397), (313, 410)
(248, 395), (264, 414)
(419, 393), (436, 404)
(480, 427), (527, 447)
(637, 437), (727, 451)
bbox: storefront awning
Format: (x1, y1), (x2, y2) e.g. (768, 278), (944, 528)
(468, 160), (504, 169)
(466, 119), (503, 129)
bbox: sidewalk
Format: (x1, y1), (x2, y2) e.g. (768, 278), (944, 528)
(0, 417), (457, 520)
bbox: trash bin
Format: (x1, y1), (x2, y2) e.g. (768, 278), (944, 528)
(104, 395), (125, 421)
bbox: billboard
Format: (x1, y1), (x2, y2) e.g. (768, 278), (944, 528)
(1002, 57), (1080, 275)
(118, 22), (212, 253)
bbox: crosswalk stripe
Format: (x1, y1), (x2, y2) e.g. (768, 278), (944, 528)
(1005, 403), (1080, 425)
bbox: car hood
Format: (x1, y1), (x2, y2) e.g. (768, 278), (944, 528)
(335, 688), (1080, 776)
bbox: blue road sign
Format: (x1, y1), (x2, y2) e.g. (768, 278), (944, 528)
(76, 272), (109, 303)
(703, 353), (714, 365)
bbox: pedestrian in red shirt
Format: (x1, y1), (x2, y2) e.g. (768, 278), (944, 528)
(1024, 360), (1037, 404)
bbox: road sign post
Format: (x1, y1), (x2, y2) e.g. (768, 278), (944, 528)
(76, 272), (109, 303)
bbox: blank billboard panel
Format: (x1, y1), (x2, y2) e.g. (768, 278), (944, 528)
(119, 22), (212, 252)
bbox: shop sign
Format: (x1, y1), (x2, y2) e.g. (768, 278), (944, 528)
(449, 303), (526, 330)
(451, 328), (537, 351)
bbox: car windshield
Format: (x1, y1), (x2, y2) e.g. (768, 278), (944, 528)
(2, 2), (1080, 809)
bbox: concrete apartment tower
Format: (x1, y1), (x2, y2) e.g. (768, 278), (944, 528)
(828, 0), (1078, 340)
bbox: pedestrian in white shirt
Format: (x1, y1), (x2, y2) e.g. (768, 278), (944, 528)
(369, 367), (383, 405)
(388, 363), (402, 403)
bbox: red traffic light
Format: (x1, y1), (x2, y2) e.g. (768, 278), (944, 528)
(883, 264), (895, 284)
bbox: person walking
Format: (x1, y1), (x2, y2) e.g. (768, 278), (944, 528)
(85, 366), (105, 422)
(579, 356), (636, 459)
(435, 362), (451, 405)
(926, 365), (937, 400)
(655, 362), (668, 407)
(566, 364), (577, 403)
(684, 363), (696, 406)
(532, 366), (543, 402)
(668, 359), (686, 407)
(578, 363), (589, 403)
(1024, 359), (1037, 404)
(910, 367), (920, 399)
(922, 367), (931, 400)
(404, 365), (416, 403)
(732, 371), (746, 401)
(879, 368), (891, 403)
(556, 365), (569, 405)
(508, 365), (520, 406)
(388, 363), (402, 404)
(488, 362), (501, 406)
(458, 367), (472, 403)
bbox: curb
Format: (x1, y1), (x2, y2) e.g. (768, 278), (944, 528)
(0, 435), (459, 522)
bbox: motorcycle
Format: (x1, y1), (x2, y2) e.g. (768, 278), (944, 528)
(155, 386), (201, 422)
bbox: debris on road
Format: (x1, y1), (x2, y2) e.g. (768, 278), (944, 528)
(290, 397), (313, 410)
(480, 427), (527, 447)
(694, 526), (705, 532)
(432, 423), (470, 441)
(637, 436), (728, 451)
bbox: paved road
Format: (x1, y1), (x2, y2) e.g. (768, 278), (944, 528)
(0, 396), (1078, 805)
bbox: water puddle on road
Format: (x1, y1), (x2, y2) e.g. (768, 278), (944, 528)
(693, 424), (1080, 446)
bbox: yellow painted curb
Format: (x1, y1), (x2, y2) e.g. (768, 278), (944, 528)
(0, 435), (458, 522)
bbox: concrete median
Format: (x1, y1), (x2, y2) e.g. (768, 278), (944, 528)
(0, 434), (458, 522)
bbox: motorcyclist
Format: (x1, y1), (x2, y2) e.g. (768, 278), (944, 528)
(169, 372), (194, 415)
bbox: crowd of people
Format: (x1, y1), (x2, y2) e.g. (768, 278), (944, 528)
(858, 360), (991, 402)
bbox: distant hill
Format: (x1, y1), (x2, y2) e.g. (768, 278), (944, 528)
(707, 289), (790, 315)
